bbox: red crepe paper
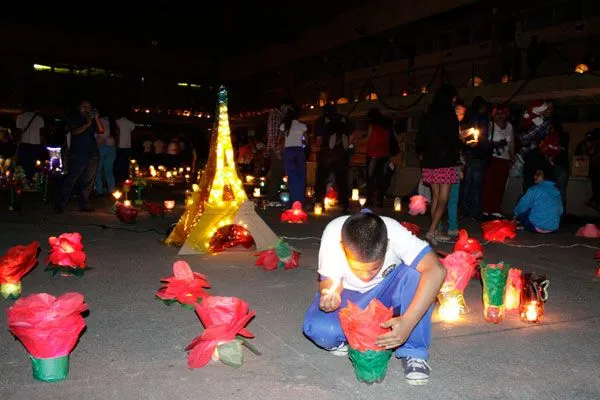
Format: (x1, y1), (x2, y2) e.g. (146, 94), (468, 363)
(255, 239), (300, 271)
(280, 201), (308, 223)
(0, 242), (39, 285)
(7, 293), (87, 358)
(47, 233), (86, 269)
(408, 195), (427, 216)
(156, 261), (211, 305)
(400, 222), (420, 236)
(143, 201), (165, 217)
(186, 296), (255, 368)
(453, 230), (483, 259)
(326, 187), (338, 201)
(440, 251), (476, 292)
(115, 202), (139, 223)
(576, 224), (600, 238)
(505, 268), (523, 311)
(481, 220), (517, 242)
(338, 299), (393, 352)
(209, 225), (255, 253)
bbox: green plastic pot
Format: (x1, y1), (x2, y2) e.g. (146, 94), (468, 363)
(348, 347), (393, 384)
(30, 355), (70, 382)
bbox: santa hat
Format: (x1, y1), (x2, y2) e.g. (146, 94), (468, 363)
(523, 100), (549, 119)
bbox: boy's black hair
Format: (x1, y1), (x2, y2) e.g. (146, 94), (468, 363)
(341, 212), (388, 262)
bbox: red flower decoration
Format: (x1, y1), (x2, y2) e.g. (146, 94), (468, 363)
(7, 292), (87, 358)
(338, 299), (393, 352)
(409, 195), (428, 216)
(325, 187), (338, 201)
(481, 220), (517, 242)
(186, 296), (256, 368)
(281, 201), (307, 223)
(156, 261), (211, 305)
(143, 201), (165, 217)
(453, 229), (483, 259)
(440, 251), (477, 292)
(47, 233), (86, 269)
(116, 202), (139, 223)
(400, 222), (421, 236)
(0, 242), (39, 285)
(254, 240), (300, 271)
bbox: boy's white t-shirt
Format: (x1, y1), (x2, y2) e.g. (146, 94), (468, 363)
(318, 216), (431, 293)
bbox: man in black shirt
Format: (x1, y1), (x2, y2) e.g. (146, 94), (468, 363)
(55, 100), (104, 213)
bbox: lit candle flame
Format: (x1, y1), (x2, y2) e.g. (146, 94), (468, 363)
(524, 302), (539, 322)
(351, 189), (359, 201)
(438, 296), (461, 322)
(112, 190), (122, 200)
(358, 197), (367, 207)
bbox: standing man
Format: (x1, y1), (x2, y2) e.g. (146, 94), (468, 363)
(115, 111), (135, 183)
(55, 100), (104, 213)
(265, 100), (290, 205)
(15, 105), (45, 184)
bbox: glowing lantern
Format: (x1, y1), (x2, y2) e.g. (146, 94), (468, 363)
(192, 184), (200, 192)
(519, 272), (548, 323)
(420, 86), (429, 94)
(166, 171), (172, 179)
(245, 175), (255, 184)
(35, 160), (41, 167)
(501, 74), (511, 84)
(324, 197), (333, 210)
(305, 186), (315, 198)
(279, 192), (290, 203)
(158, 165), (165, 171)
(186, 167), (191, 172)
(437, 291), (462, 322)
(365, 92), (378, 101)
(575, 63), (589, 74)
(253, 188), (261, 198)
(351, 189), (359, 202)
(150, 169), (157, 178)
(179, 168), (184, 173)
(164, 200), (175, 210)
(314, 203), (323, 216)
(393, 197), (402, 212)
(282, 176), (288, 184)
(358, 196), (367, 207)
(336, 97), (349, 105)
(481, 263), (509, 324)
(504, 268), (523, 311)
(281, 201), (308, 223)
(112, 190), (122, 201)
(123, 200), (131, 207)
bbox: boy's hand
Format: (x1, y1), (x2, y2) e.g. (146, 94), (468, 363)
(375, 317), (413, 349)
(319, 290), (341, 312)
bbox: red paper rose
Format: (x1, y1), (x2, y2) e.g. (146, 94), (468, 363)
(116, 202), (139, 223)
(156, 261), (211, 305)
(339, 299), (393, 352)
(0, 242), (39, 285)
(186, 296), (256, 368)
(209, 225), (255, 253)
(481, 220), (517, 242)
(280, 201), (308, 223)
(143, 201), (165, 217)
(47, 233), (86, 269)
(7, 292), (87, 358)
(254, 240), (300, 271)
(453, 230), (483, 259)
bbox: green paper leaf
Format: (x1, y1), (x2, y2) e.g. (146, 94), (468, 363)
(274, 239), (292, 261)
(181, 303), (195, 311)
(217, 340), (244, 368)
(238, 336), (262, 356)
(159, 299), (178, 306)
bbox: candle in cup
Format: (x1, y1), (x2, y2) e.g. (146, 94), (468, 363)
(394, 197), (402, 212)
(359, 196), (367, 207)
(351, 189), (359, 201)
(123, 200), (132, 207)
(245, 175), (255, 184)
(164, 200), (175, 210)
(112, 190), (122, 201)
(166, 171), (172, 179)
(314, 203), (323, 215)
(253, 188), (261, 198)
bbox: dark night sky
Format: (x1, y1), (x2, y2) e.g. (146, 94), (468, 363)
(3, 0), (370, 56)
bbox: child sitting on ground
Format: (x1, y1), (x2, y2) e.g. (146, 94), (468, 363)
(514, 169), (563, 233)
(302, 211), (446, 385)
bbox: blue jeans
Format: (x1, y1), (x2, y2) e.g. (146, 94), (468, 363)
(448, 179), (461, 232)
(284, 147), (306, 204)
(462, 159), (485, 218)
(95, 145), (116, 194)
(303, 262), (433, 360)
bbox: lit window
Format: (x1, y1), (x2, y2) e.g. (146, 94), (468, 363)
(190, 83), (201, 88)
(33, 64), (51, 71)
(177, 82), (189, 87)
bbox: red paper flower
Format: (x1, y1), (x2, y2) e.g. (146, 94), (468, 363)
(47, 233), (86, 269)
(453, 230), (483, 259)
(254, 240), (300, 271)
(209, 225), (255, 253)
(339, 299), (393, 352)
(156, 261), (211, 305)
(408, 195), (428, 216)
(325, 187), (338, 201)
(144, 201), (165, 217)
(481, 220), (517, 242)
(0, 242), (39, 285)
(186, 296), (256, 368)
(281, 201), (308, 223)
(116, 202), (139, 223)
(440, 251), (477, 292)
(400, 222), (420, 236)
(7, 292), (87, 358)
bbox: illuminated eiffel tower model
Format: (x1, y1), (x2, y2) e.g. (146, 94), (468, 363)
(166, 86), (278, 255)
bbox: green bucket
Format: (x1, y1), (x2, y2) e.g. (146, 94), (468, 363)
(348, 347), (393, 384)
(30, 355), (70, 382)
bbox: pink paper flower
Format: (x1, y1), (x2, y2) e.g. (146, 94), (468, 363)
(47, 233), (86, 269)
(156, 261), (211, 305)
(408, 195), (428, 216)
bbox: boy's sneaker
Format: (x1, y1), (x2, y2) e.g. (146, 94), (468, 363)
(401, 357), (431, 385)
(329, 343), (348, 356)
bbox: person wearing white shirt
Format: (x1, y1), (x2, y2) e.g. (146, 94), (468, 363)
(15, 108), (45, 182)
(303, 212), (446, 385)
(95, 116), (116, 195)
(482, 105), (516, 217)
(279, 107), (307, 204)
(115, 114), (135, 183)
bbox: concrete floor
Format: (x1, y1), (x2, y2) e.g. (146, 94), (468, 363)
(0, 193), (599, 400)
